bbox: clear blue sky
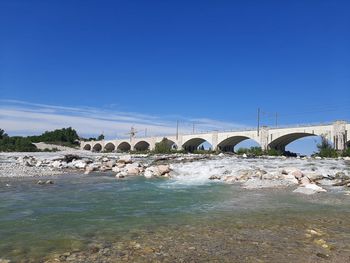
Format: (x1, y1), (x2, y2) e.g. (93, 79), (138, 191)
(0, 0), (349, 153)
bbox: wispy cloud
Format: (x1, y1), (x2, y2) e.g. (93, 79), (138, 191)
(0, 99), (248, 139)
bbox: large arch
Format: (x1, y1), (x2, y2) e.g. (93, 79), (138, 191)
(83, 144), (91, 151)
(218, 136), (259, 152)
(182, 138), (212, 152)
(156, 138), (178, 150)
(92, 143), (102, 152)
(104, 142), (115, 152)
(117, 141), (131, 152)
(134, 141), (150, 151)
(269, 133), (318, 151)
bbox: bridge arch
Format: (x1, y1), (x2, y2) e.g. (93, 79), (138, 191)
(83, 144), (91, 150)
(104, 142), (115, 152)
(269, 132), (321, 151)
(182, 137), (212, 152)
(218, 136), (260, 152)
(92, 143), (102, 152)
(117, 141), (131, 152)
(134, 141), (150, 151)
(156, 138), (178, 150)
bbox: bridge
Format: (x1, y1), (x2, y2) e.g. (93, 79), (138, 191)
(80, 121), (350, 153)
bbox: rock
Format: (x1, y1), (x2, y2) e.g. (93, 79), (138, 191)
(305, 173), (324, 182)
(291, 169), (303, 179)
(157, 164), (171, 175)
(105, 160), (116, 168)
(45, 180), (54, 184)
(315, 156), (322, 160)
(299, 176), (311, 186)
(293, 184), (327, 195)
(102, 157), (110, 162)
(64, 154), (80, 163)
(144, 164), (171, 178)
(0, 259), (11, 263)
(84, 165), (96, 174)
(333, 179), (350, 186)
(209, 175), (221, 180)
(51, 160), (62, 168)
(144, 169), (154, 178)
(37, 180), (44, 185)
(280, 174), (299, 184)
(116, 171), (127, 178)
(118, 155), (132, 164)
(72, 160), (87, 169)
(334, 171), (350, 180)
(117, 162), (126, 168)
(242, 153), (247, 158)
(112, 166), (121, 173)
(126, 167), (140, 175)
(99, 166), (111, 172)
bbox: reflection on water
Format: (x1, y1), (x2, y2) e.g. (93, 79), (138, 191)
(1, 174), (350, 262)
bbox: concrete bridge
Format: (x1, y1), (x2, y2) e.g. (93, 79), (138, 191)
(80, 121), (350, 153)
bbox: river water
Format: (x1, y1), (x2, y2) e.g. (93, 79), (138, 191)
(1, 172), (350, 262)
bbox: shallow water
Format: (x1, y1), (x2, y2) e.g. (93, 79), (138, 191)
(1, 173), (350, 262)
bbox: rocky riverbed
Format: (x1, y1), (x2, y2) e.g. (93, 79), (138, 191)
(1, 151), (350, 195)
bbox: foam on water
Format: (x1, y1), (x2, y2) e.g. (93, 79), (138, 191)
(165, 156), (349, 187)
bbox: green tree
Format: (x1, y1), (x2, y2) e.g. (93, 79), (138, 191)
(154, 138), (173, 153)
(97, 134), (105, 140)
(316, 135), (338, 158)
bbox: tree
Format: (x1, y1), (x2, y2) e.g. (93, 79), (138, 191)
(97, 134), (105, 140)
(154, 138), (173, 153)
(0, 129), (8, 139)
(316, 135), (338, 158)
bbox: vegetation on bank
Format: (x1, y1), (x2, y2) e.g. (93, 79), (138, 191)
(0, 128), (79, 152)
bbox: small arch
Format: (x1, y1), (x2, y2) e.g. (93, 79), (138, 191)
(83, 144), (91, 151)
(92, 143), (102, 152)
(134, 141), (150, 151)
(104, 142), (115, 152)
(269, 133), (317, 151)
(218, 136), (259, 152)
(182, 138), (212, 152)
(117, 141), (131, 152)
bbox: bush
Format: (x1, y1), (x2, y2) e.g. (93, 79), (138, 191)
(153, 138), (173, 154)
(342, 147), (350, 157)
(236, 147), (263, 156)
(316, 136), (339, 158)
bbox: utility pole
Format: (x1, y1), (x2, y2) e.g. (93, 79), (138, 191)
(275, 112), (278, 127)
(176, 120), (179, 140)
(257, 108), (260, 136)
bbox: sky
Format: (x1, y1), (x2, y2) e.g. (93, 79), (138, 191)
(0, 0), (349, 154)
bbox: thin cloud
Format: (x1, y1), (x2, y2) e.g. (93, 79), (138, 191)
(0, 99), (248, 139)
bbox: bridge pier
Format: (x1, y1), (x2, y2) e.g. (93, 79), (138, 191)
(333, 121), (347, 151)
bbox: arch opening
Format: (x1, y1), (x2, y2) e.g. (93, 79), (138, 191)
(182, 138), (212, 152)
(117, 142), (131, 152)
(134, 141), (150, 151)
(83, 144), (91, 151)
(92, 143), (102, 152)
(104, 142), (115, 152)
(156, 138), (178, 150)
(218, 136), (259, 152)
(269, 133), (317, 152)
